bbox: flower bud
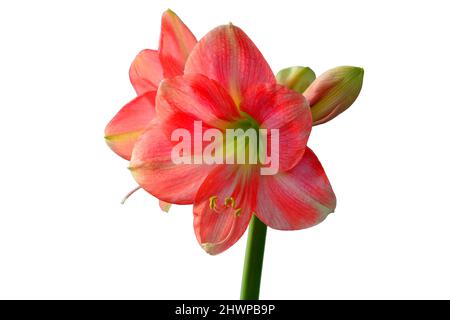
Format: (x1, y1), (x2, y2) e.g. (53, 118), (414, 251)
(276, 66), (316, 93)
(304, 66), (364, 125)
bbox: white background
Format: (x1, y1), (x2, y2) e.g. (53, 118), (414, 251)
(1, 0), (449, 299)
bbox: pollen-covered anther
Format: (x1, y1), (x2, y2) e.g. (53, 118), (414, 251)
(234, 208), (242, 217)
(209, 196), (218, 211)
(224, 196), (236, 209)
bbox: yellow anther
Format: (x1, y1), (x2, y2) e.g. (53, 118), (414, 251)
(209, 196), (218, 211)
(234, 208), (242, 217)
(224, 196), (236, 208)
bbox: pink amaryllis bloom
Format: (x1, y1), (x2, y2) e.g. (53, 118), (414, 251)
(129, 25), (336, 255)
(104, 10), (196, 160)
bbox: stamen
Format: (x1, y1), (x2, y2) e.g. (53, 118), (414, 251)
(234, 208), (242, 217)
(224, 196), (236, 208)
(121, 186), (141, 204)
(209, 196), (218, 211)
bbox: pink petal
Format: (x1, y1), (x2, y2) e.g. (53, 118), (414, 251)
(129, 49), (164, 95)
(129, 121), (213, 205)
(194, 165), (258, 255)
(104, 91), (156, 160)
(240, 84), (312, 172)
(159, 10), (197, 79)
(255, 148), (336, 230)
(156, 73), (241, 133)
(185, 24), (275, 105)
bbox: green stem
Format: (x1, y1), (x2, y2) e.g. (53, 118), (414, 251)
(240, 215), (267, 300)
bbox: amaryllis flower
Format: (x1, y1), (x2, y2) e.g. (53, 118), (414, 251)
(104, 10), (196, 160)
(129, 24), (337, 255)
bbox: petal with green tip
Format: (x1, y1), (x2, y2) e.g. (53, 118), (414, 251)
(159, 9), (197, 78)
(276, 66), (316, 93)
(193, 165), (257, 255)
(159, 200), (172, 213)
(255, 147), (336, 230)
(303, 66), (364, 125)
(104, 91), (156, 160)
